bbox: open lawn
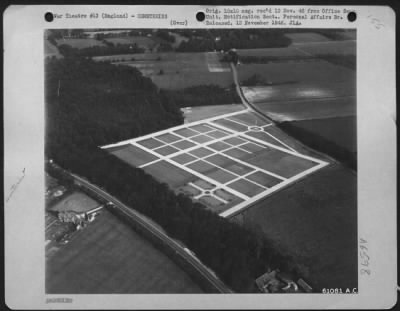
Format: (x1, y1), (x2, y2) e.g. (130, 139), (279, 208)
(234, 164), (357, 291)
(46, 209), (202, 293)
(142, 160), (195, 188)
(182, 105), (244, 123)
(246, 171), (281, 188)
(229, 111), (271, 126)
(244, 131), (291, 150)
(50, 192), (99, 213)
(108, 144), (158, 167)
(244, 148), (318, 179)
(227, 178), (265, 196)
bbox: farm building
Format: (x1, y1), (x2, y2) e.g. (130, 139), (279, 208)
(255, 269), (302, 293)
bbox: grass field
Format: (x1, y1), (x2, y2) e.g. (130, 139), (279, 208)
(94, 52), (233, 89)
(50, 192), (99, 213)
(46, 209), (203, 293)
(233, 164), (357, 291)
(181, 104), (243, 123)
(55, 38), (106, 49)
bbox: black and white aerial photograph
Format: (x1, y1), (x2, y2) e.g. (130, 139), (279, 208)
(44, 28), (357, 294)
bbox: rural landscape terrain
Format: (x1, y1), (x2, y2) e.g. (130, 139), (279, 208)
(45, 28), (357, 293)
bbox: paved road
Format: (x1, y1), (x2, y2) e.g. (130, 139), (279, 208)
(230, 62), (277, 125)
(69, 171), (232, 293)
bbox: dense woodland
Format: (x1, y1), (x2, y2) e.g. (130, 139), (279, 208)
(45, 57), (304, 292)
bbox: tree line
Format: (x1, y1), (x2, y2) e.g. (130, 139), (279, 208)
(57, 43), (145, 58)
(45, 57), (306, 292)
(177, 29), (292, 52)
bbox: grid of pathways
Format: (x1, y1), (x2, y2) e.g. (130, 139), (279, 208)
(102, 109), (329, 218)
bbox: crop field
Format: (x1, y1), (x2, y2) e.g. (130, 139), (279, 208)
(46, 209), (202, 293)
(284, 32), (330, 43)
(50, 192), (100, 213)
(238, 61), (355, 86)
(238, 40), (356, 124)
(103, 109), (328, 217)
(93, 52), (233, 89)
(234, 164), (357, 291)
(293, 39), (356, 56)
(55, 38), (106, 49)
